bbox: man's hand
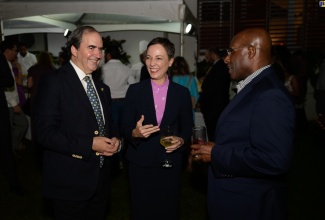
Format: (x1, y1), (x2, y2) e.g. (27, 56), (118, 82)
(13, 104), (22, 114)
(191, 141), (214, 163)
(132, 115), (160, 138)
(92, 136), (120, 157)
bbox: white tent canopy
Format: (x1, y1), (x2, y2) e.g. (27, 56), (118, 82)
(0, 0), (197, 36)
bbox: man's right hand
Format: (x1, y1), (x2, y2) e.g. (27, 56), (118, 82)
(92, 137), (118, 156)
(13, 104), (22, 114)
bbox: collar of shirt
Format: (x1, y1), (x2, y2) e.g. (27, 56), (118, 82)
(151, 76), (169, 89)
(70, 60), (97, 98)
(18, 52), (30, 58)
(108, 59), (122, 63)
(213, 58), (220, 65)
(7, 60), (14, 78)
(70, 60), (89, 81)
(236, 64), (271, 94)
(70, 61), (105, 122)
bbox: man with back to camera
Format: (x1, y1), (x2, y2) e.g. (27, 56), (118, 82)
(198, 47), (231, 141)
(191, 28), (295, 220)
(34, 26), (121, 220)
(101, 44), (134, 170)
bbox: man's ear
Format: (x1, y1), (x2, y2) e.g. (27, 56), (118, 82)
(247, 45), (256, 59)
(71, 45), (77, 57)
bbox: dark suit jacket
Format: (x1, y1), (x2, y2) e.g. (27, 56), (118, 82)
(0, 54), (14, 144)
(199, 59), (230, 114)
(122, 79), (193, 167)
(199, 59), (230, 141)
(208, 67), (295, 220)
(34, 62), (114, 201)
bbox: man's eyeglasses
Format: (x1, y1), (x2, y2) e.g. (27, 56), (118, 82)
(227, 45), (261, 56)
(226, 46), (247, 55)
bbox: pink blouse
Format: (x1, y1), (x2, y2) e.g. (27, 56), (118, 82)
(151, 78), (169, 126)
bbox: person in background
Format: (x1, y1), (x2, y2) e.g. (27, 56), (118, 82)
(27, 51), (56, 114)
(34, 26), (121, 220)
(130, 40), (148, 83)
(122, 37), (193, 220)
(27, 51), (56, 164)
(2, 41), (29, 159)
(11, 56), (27, 157)
(197, 47), (231, 141)
(17, 42), (37, 84)
(170, 56), (199, 111)
(291, 50), (309, 131)
(17, 42), (37, 142)
(101, 44), (134, 170)
(191, 28), (295, 220)
(0, 40), (27, 196)
(57, 48), (69, 67)
(139, 49), (151, 82)
(315, 50), (325, 129)
(170, 56), (200, 174)
(11, 56), (27, 108)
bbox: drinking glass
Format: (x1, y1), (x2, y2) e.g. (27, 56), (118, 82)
(192, 126), (207, 159)
(160, 126), (175, 168)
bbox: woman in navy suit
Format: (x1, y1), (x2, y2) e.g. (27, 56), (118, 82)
(122, 37), (193, 220)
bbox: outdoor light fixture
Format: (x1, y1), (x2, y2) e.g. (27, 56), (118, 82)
(184, 23), (195, 35)
(185, 24), (192, 33)
(64, 29), (71, 37)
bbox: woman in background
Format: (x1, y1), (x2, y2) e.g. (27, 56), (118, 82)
(170, 56), (199, 111)
(27, 51), (56, 160)
(27, 51), (56, 114)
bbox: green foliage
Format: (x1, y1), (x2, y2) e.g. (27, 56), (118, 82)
(103, 36), (131, 65)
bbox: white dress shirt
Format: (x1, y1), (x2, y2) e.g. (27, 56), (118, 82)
(101, 59), (134, 99)
(4, 61), (19, 107)
(17, 51), (37, 74)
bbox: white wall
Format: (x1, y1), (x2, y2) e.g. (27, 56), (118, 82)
(47, 33), (67, 57)
(185, 0), (197, 19)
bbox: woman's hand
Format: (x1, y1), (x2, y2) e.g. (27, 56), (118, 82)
(132, 115), (160, 138)
(165, 136), (184, 153)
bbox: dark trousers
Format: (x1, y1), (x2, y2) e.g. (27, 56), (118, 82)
(51, 170), (110, 220)
(0, 106), (22, 188)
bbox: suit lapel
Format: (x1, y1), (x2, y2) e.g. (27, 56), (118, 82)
(143, 80), (158, 125)
(61, 63), (98, 118)
(217, 69), (271, 126)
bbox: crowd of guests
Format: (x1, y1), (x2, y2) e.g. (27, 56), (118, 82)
(1, 25), (324, 220)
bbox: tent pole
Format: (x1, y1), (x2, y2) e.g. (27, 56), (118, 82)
(0, 20), (4, 42)
(180, 21), (184, 57)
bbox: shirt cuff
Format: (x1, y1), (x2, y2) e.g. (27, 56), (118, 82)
(117, 139), (123, 152)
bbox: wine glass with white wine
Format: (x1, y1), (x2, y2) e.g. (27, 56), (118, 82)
(160, 126), (175, 168)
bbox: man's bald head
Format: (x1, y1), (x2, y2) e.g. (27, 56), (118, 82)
(233, 28), (272, 58)
(224, 28), (273, 81)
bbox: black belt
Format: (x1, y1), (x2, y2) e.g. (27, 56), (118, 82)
(112, 98), (125, 101)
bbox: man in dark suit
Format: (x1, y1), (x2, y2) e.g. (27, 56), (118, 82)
(34, 26), (121, 220)
(198, 47), (231, 141)
(191, 28), (295, 220)
(0, 41), (27, 195)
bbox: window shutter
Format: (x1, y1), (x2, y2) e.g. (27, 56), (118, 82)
(198, 0), (325, 53)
